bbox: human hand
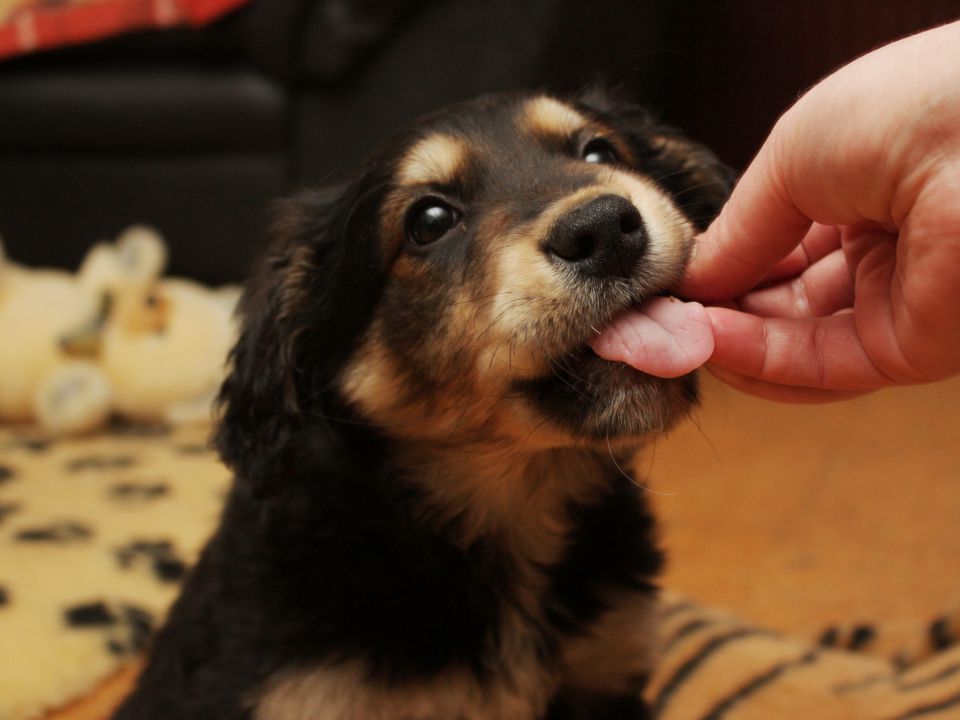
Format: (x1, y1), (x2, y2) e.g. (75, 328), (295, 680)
(680, 20), (960, 402)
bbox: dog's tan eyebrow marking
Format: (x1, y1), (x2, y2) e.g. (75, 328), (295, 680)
(397, 134), (469, 187)
(521, 96), (588, 141)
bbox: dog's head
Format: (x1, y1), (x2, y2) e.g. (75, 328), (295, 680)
(216, 90), (733, 493)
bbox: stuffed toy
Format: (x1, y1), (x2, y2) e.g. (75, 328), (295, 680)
(0, 226), (240, 434)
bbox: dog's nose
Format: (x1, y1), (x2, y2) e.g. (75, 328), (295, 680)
(545, 194), (646, 278)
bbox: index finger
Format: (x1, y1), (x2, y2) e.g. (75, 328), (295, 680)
(678, 134), (814, 302)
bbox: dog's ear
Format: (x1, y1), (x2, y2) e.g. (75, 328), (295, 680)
(575, 86), (736, 231)
(214, 182), (386, 496)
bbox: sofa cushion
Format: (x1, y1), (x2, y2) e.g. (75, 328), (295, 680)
(0, 0), (249, 61)
(0, 65), (285, 152)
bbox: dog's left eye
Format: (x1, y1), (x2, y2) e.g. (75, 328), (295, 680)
(582, 138), (619, 165)
(407, 200), (460, 246)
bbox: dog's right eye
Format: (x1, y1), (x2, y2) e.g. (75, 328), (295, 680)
(581, 138), (619, 165)
(407, 200), (460, 246)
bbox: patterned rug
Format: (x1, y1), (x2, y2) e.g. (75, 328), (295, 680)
(0, 423), (228, 720)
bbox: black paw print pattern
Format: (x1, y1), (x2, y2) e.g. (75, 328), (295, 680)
(64, 600), (155, 656)
(15, 522), (93, 543)
(0, 502), (20, 526)
(0, 464), (16, 485)
(65, 455), (137, 472)
(104, 421), (171, 438)
(108, 482), (170, 503)
(115, 539), (187, 582)
(0, 423), (229, 698)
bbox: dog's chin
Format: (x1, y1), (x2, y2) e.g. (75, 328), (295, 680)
(513, 345), (699, 445)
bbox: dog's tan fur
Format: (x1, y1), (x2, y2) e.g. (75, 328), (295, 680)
(397, 134), (470, 187)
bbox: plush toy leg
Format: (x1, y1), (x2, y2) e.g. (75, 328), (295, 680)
(35, 362), (112, 435)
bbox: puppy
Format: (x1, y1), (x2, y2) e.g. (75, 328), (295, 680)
(114, 89), (732, 720)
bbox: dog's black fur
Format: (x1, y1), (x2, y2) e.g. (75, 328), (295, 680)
(114, 89), (732, 720)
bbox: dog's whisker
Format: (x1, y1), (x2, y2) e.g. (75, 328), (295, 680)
(605, 435), (676, 496)
(519, 413), (555, 448)
(669, 178), (731, 198)
(452, 290), (520, 307)
(472, 297), (533, 346)
(650, 167), (696, 184)
(688, 408), (724, 467)
(541, 352), (593, 403)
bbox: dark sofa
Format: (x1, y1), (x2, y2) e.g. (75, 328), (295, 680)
(0, 0), (954, 284)
(0, 0), (676, 284)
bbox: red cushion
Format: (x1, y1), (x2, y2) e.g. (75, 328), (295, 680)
(0, 0), (249, 61)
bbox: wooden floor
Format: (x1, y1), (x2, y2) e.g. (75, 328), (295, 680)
(47, 374), (960, 719)
(650, 373), (960, 634)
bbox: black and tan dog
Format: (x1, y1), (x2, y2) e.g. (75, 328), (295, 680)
(114, 89), (732, 720)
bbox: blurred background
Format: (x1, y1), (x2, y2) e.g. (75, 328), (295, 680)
(2, 0), (959, 285)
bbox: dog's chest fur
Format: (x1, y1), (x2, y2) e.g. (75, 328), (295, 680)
(243, 447), (663, 720)
(195, 451), (660, 720)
